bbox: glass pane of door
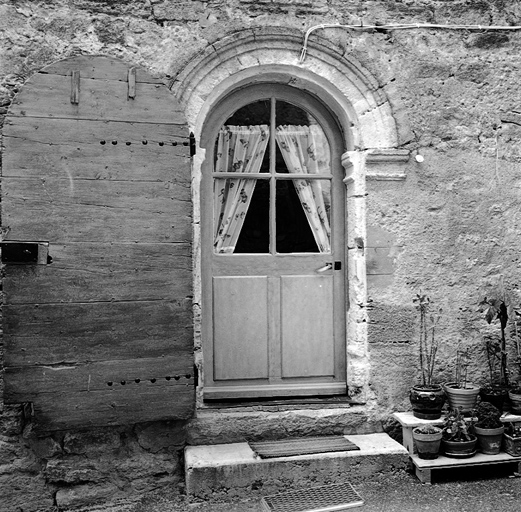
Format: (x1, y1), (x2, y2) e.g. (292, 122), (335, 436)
(234, 179), (270, 254)
(276, 179), (331, 253)
(213, 98), (333, 255)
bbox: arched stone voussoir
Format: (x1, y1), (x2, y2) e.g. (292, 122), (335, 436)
(170, 27), (410, 151)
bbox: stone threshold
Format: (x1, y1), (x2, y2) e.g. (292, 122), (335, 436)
(185, 433), (409, 500)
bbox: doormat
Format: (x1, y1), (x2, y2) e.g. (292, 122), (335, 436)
(261, 482), (364, 512)
(249, 436), (359, 458)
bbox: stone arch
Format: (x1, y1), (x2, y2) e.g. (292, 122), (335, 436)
(170, 27), (411, 151)
(171, 27), (411, 404)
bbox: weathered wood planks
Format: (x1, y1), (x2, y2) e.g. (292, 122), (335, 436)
(10, 71), (185, 124)
(3, 117), (190, 180)
(31, 385), (194, 431)
(5, 355), (194, 398)
(4, 299), (193, 366)
(2, 55), (195, 430)
(42, 55), (165, 83)
(3, 177), (191, 243)
(4, 242), (191, 303)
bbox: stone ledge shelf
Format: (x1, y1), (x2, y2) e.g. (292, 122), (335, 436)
(185, 433), (408, 501)
(366, 148), (409, 181)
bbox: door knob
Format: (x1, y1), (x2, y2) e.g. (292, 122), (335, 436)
(316, 263), (333, 273)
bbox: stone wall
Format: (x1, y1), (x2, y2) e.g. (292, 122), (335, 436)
(3, 0), (521, 509)
(1, 403), (186, 510)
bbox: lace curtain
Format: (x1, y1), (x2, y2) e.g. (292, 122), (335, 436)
(214, 124), (331, 254)
(213, 125), (270, 253)
(275, 125), (331, 253)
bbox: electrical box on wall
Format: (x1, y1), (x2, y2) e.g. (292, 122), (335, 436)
(0, 241), (50, 264)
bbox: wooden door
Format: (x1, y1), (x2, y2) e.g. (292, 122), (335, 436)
(202, 85), (346, 399)
(2, 56), (194, 431)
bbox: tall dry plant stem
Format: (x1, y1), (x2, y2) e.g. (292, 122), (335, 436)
(414, 293), (441, 386)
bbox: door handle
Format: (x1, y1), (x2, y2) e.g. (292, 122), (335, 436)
(316, 263), (333, 273)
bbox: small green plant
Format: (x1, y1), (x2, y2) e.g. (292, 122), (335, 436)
(413, 292), (442, 387)
(505, 422), (521, 438)
(414, 425), (442, 435)
(453, 347), (471, 389)
(512, 307), (521, 390)
(473, 401), (502, 429)
(442, 407), (475, 442)
(483, 336), (504, 387)
(479, 297), (509, 387)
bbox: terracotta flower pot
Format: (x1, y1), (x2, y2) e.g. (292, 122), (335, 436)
(413, 426), (443, 460)
(474, 425), (505, 455)
(443, 382), (480, 414)
(409, 384), (446, 420)
(503, 433), (521, 456)
(508, 389), (521, 415)
(441, 436), (478, 458)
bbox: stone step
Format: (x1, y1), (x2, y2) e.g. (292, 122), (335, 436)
(185, 433), (409, 501)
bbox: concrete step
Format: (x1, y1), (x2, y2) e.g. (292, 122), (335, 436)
(185, 433), (409, 501)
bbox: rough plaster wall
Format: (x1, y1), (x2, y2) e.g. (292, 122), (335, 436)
(2, 0), (521, 508)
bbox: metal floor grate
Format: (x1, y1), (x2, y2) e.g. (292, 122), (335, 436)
(261, 482), (364, 512)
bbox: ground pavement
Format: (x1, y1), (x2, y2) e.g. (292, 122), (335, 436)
(77, 465), (521, 512)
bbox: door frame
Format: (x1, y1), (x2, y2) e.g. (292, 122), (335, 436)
(170, 30), (408, 406)
(200, 83), (347, 399)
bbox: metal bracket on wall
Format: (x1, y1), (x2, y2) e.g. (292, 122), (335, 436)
(190, 132), (196, 156)
(71, 70), (80, 104)
(0, 241), (51, 264)
(128, 67), (136, 99)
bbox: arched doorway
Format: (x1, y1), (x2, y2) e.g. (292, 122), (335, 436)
(171, 27), (411, 407)
(200, 84), (346, 399)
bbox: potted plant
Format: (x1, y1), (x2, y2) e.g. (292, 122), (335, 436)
(443, 348), (480, 414)
(412, 425), (443, 460)
(479, 297), (510, 410)
(508, 307), (521, 414)
(409, 293), (446, 420)
(441, 407), (477, 458)
(503, 422), (521, 456)
(473, 401), (505, 455)
(480, 336), (509, 411)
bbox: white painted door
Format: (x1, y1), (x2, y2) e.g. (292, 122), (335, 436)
(202, 86), (346, 399)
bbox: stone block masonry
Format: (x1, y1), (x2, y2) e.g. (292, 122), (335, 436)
(0, 405), (187, 511)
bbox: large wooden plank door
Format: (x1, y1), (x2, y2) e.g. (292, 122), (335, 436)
(2, 56), (194, 430)
(202, 85), (346, 399)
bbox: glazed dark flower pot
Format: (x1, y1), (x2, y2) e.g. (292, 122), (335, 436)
(480, 386), (509, 412)
(409, 384), (446, 420)
(474, 425), (505, 455)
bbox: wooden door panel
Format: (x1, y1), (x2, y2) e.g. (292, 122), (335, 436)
(3, 56), (194, 430)
(213, 276), (269, 380)
(281, 275), (335, 378)
(3, 117), (188, 181)
(10, 72), (184, 124)
(202, 86), (347, 399)
(3, 177), (190, 243)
